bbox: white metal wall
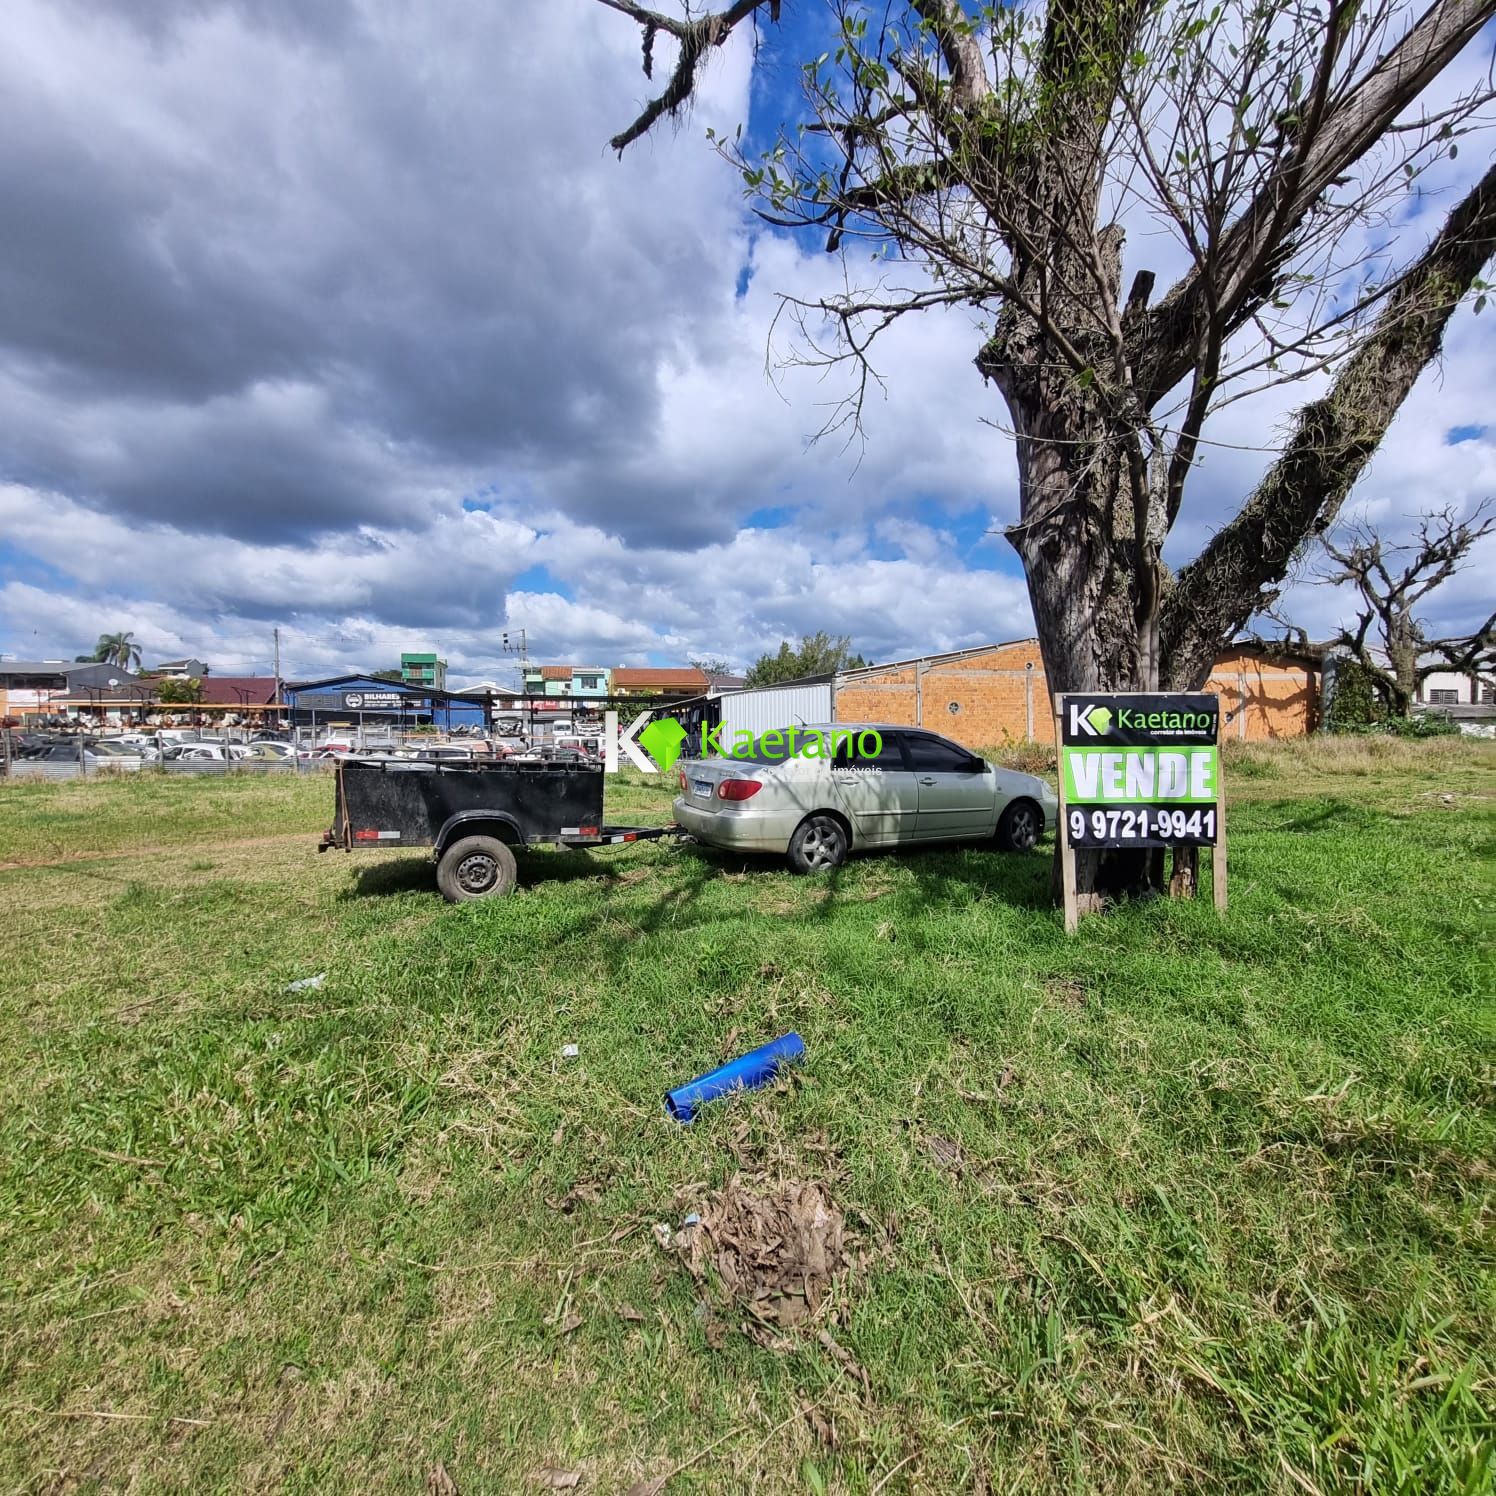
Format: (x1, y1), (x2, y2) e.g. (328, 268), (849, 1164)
(717, 683), (833, 741)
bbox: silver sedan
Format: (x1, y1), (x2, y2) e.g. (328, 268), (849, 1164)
(672, 722), (1057, 873)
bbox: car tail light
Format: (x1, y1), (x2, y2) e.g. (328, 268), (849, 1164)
(678, 768), (687, 791)
(717, 778), (762, 801)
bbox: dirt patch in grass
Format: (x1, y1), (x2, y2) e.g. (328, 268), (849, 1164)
(679, 1178), (848, 1331)
(1044, 977), (1089, 1010)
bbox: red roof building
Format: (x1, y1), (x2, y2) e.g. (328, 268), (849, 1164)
(611, 667), (708, 698)
(191, 676), (281, 706)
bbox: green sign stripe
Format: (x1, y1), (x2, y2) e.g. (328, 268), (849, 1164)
(1062, 745), (1219, 805)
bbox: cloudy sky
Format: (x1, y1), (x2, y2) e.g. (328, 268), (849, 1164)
(1, 0), (1491, 686)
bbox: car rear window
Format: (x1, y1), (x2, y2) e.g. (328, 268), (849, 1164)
(725, 728), (818, 764)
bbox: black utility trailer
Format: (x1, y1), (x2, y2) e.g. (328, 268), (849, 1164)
(320, 757), (673, 901)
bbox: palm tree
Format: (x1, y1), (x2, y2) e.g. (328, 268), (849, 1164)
(91, 631), (142, 671)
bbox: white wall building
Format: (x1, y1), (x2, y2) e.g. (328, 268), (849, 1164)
(1417, 669), (1494, 706)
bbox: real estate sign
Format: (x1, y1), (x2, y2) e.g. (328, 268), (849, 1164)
(1058, 692), (1221, 848)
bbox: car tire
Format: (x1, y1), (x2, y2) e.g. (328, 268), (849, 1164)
(996, 798), (1043, 852)
(787, 814), (849, 874)
(436, 835), (518, 902)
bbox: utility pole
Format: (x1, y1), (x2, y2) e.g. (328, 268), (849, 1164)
(501, 628), (529, 739)
(273, 627), (282, 714)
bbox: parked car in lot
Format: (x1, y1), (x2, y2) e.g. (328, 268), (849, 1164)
(672, 723), (1057, 872)
(22, 740), (145, 771)
(176, 743), (255, 762)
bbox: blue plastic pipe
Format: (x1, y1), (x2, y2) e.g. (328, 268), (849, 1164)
(665, 1032), (806, 1123)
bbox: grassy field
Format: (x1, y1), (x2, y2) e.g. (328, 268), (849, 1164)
(0, 739), (1491, 1493)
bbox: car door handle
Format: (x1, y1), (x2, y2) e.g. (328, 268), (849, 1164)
(918, 776), (936, 785)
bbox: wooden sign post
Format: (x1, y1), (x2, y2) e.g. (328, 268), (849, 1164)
(1056, 692), (1227, 930)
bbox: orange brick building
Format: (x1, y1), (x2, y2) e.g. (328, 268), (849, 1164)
(832, 639), (1319, 747)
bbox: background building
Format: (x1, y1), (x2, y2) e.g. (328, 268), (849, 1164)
(282, 673), (485, 731)
(1417, 668), (1495, 705)
(693, 639), (1319, 750)
(834, 640), (1319, 744)
(400, 652), (447, 691)
(151, 658), (210, 678)
(1, 661), (154, 723)
(611, 666), (709, 700)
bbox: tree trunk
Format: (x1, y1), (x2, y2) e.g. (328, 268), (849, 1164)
(983, 323), (1165, 907)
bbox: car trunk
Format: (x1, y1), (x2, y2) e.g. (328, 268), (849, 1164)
(676, 757), (769, 810)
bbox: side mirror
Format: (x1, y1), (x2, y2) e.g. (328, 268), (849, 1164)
(964, 756), (987, 773)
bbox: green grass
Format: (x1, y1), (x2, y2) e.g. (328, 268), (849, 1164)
(0, 745), (1492, 1492)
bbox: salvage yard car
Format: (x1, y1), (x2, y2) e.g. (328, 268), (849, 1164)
(175, 743), (255, 762)
(672, 723), (1057, 872)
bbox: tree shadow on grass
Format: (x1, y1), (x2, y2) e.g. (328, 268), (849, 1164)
(886, 840), (1054, 913)
(587, 836), (1055, 942)
(343, 835), (1053, 936)
(1264, 799), (1384, 835)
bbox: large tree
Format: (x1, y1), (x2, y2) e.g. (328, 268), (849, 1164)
(746, 630), (869, 684)
(592, 0), (1496, 900)
(90, 631), (142, 671)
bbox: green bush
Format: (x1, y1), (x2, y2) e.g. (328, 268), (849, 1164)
(1386, 712), (1461, 738)
(1325, 658), (1387, 732)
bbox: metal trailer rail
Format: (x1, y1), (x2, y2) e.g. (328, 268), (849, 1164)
(319, 756), (676, 900)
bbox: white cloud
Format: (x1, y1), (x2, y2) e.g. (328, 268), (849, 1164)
(0, 0), (1492, 683)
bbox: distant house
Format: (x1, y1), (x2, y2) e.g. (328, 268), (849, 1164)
(1417, 667), (1495, 706)
(0, 661), (152, 723)
(611, 667), (709, 701)
(526, 664), (610, 698)
(150, 658), (210, 678)
(192, 676), (281, 712)
(400, 652), (446, 690)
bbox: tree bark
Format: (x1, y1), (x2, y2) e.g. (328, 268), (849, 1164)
(994, 161), (1496, 905)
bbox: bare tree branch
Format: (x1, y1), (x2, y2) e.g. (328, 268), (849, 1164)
(909, 0), (992, 108)
(1161, 159), (1496, 690)
(604, 0), (776, 155)
(1133, 0), (1496, 405)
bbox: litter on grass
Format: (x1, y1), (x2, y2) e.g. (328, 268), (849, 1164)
(560, 1043), (579, 1059)
(285, 973), (326, 992)
(665, 1032), (805, 1122)
(678, 1177), (847, 1329)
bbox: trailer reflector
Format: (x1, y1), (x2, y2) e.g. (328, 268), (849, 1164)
(353, 829), (400, 841)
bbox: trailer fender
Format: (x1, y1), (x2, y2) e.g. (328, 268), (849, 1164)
(435, 811), (525, 856)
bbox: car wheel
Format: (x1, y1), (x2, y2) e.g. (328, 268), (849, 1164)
(996, 798), (1042, 852)
(436, 835), (518, 902)
(787, 814), (849, 874)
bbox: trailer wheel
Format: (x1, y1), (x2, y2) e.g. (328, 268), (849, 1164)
(436, 835), (518, 902)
